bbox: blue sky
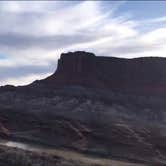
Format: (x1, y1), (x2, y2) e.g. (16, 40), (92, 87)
(119, 1), (166, 19)
(0, 1), (166, 86)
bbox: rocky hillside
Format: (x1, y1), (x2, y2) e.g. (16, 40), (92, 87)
(1, 51), (166, 165)
(34, 51), (166, 95)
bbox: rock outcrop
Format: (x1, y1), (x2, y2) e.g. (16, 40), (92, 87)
(0, 122), (10, 138)
(56, 51), (96, 75)
(35, 51), (166, 95)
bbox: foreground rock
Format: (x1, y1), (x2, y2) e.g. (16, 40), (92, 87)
(0, 144), (89, 166)
(0, 122), (10, 138)
(0, 144), (146, 166)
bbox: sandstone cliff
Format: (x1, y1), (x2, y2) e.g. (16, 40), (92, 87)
(35, 51), (166, 95)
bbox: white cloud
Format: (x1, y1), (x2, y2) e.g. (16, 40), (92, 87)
(142, 16), (166, 24)
(0, 1), (166, 85)
(140, 28), (166, 44)
(0, 73), (51, 86)
(0, 1), (60, 13)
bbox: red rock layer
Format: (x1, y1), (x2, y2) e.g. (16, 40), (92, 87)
(37, 51), (166, 95)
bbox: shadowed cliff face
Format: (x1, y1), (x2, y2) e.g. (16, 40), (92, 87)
(56, 51), (96, 75)
(37, 51), (166, 95)
(41, 51), (100, 88)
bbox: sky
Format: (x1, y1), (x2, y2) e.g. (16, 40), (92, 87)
(0, 1), (166, 86)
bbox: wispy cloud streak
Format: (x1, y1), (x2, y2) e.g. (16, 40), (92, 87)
(0, 1), (166, 85)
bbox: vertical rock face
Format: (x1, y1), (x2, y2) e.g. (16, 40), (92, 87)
(56, 51), (96, 76)
(42, 51), (101, 88)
